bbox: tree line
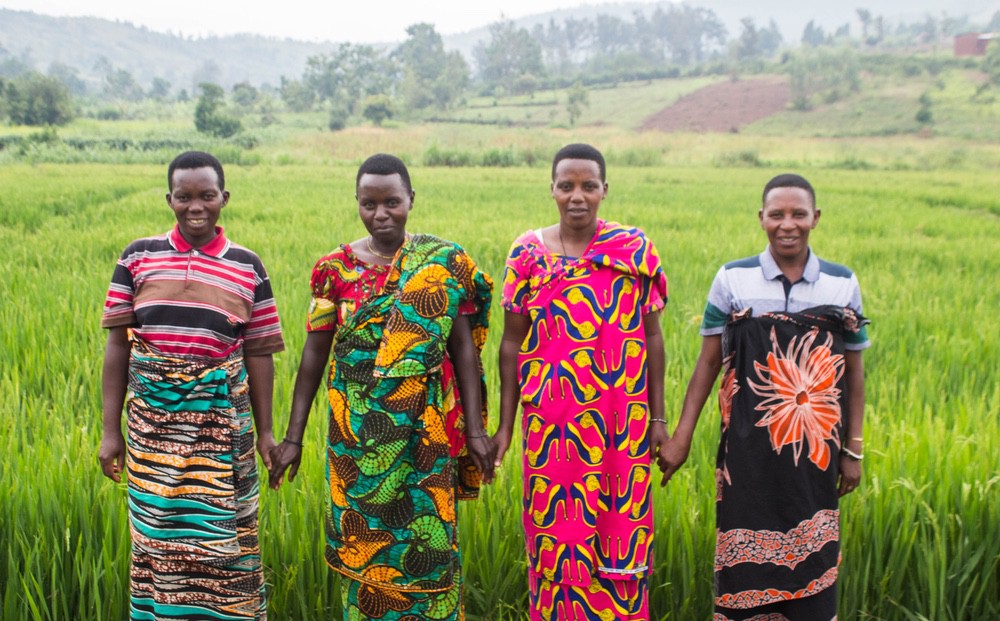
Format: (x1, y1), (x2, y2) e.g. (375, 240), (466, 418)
(1, 8), (999, 131)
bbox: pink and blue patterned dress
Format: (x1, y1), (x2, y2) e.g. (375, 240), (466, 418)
(501, 220), (668, 620)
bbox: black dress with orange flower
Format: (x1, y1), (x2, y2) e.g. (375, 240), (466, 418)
(713, 305), (867, 620)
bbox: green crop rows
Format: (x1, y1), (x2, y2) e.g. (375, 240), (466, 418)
(1, 162), (997, 619)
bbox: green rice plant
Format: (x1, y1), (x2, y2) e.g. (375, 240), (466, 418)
(1, 162), (997, 620)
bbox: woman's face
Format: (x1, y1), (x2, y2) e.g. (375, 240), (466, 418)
(357, 173), (413, 244)
(166, 166), (228, 248)
(551, 158), (606, 232)
(759, 186), (820, 265)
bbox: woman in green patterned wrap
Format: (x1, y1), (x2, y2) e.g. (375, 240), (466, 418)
(269, 154), (495, 620)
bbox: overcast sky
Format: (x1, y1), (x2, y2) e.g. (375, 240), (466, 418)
(0, 0), (661, 42)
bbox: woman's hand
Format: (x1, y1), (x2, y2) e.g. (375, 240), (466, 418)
(98, 429), (126, 483)
(467, 434), (497, 484)
(269, 440), (302, 490)
(255, 431), (277, 472)
(658, 435), (691, 487)
(838, 454), (862, 496)
(491, 426), (513, 470)
(647, 420), (669, 476)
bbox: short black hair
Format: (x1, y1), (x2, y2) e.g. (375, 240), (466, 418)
(762, 173), (815, 207)
(168, 151), (225, 191)
(552, 143), (606, 181)
(356, 153), (412, 194)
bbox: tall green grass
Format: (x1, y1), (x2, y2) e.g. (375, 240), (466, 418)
(1, 163), (997, 620)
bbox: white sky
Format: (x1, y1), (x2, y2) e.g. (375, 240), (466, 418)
(0, 0), (657, 42)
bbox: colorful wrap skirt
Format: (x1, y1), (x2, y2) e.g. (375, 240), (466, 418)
(714, 305), (867, 621)
(125, 339), (266, 621)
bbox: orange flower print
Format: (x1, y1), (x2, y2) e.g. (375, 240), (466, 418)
(718, 355), (738, 431)
(399, 264), (451, 318)
(748, 327), (844, 470)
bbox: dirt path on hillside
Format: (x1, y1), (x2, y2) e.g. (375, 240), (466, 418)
(641, 76), (789, 132)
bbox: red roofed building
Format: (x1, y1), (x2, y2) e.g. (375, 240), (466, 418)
(955, 32), (997, 56)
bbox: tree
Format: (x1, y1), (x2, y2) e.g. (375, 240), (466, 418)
(594, 14), (629, 55)
(434, 52), (469, 109)
(802, 21), (827, 47)
(475, 20), (545, 95)
(231, 82), (259, 109)
(984, 42), (1000, 88)
(47, 63), (87, 96)
(103, 68), (145, 101)
(149, 77), (171, 101)
(395, 23), (468, 111)
(915, 91), (932, 125)
(655, 6), (727, 65)
(758, 19), (784, 57)
(279, 76), (314, 112)
(194, 82), (241, 138)
(361, 94), (393, 126)
(565, 81), (589, 126)
(304, 44), (395, 113)
(735, 17), (761, 59)
(3, 73), (74, 126)
(733, 17), (782, 60)
(857, 9), (872, 42)
(0, 43), (31, 79)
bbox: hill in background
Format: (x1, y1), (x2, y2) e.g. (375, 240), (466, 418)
(2, 0), (997, 92)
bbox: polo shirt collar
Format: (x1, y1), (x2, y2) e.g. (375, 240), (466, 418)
(169, 225), (228, 257)
(760, 246), (820, 283)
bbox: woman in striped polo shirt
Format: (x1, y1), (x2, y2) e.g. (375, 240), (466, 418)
(98, 151), (283, 620)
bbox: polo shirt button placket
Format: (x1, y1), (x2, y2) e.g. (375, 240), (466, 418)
(186, 250), (197, 287)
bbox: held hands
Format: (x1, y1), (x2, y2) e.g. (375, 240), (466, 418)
(491, 426), (513, 471)
(268, 440), (302, 490)
(98, 430), (126, 483)
(466, 432), (498, 485)
(657, 434), (691, 488)
(255, 431), (277, 472)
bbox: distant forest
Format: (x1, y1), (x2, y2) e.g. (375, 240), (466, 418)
(1, 3), (998, 130)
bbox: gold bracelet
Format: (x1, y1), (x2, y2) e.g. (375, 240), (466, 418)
(850, 436), (864, 442)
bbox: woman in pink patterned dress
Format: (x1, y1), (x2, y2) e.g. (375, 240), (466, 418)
(492, 144), (669, 620)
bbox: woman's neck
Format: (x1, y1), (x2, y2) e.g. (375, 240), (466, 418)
(552, 221), (596, 257)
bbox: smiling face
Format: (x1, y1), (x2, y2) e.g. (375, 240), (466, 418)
(357, 173), (413, 247)
(759, 186), (820, 267)
(551, 158), (607, 233)
(166, 166), (228, 248)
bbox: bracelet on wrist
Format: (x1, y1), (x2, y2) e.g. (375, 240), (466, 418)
(649, 417), (668, 424)
(466, 432), (489, 439)
(841, 446), (863, 461)
(283, 438), (303, 447)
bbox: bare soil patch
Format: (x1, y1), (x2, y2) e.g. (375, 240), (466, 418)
(641, 76), (789, 132)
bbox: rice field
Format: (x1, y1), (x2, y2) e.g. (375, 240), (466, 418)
(1, 160), (998, 620)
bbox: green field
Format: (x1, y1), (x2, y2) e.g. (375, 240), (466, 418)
(2, 56), (1000, 621)
(1, 139), (998, 620)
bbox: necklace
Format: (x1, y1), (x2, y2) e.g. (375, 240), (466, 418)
(558, 227), (568, 257)
(366, 235), (402, 261)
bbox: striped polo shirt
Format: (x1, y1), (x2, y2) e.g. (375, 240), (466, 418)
(700, 246), (870, 350)
(102, 225), (284, 358)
